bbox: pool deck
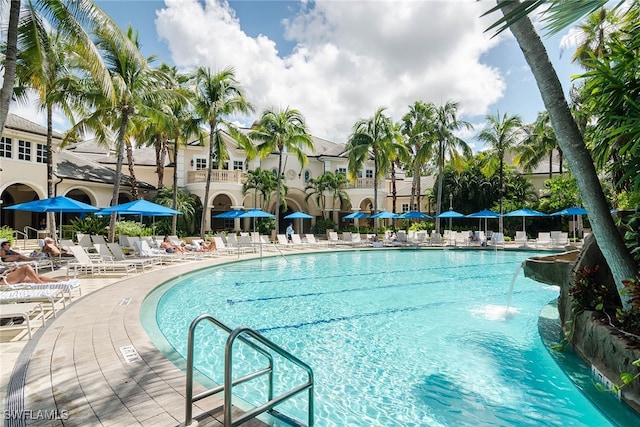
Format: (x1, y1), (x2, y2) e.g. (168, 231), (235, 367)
(1, 243), (563, 426)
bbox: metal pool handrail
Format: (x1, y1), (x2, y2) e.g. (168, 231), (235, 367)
(184, 314), (314, 427)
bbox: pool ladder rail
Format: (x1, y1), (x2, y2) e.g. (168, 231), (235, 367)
(183, 314), (314, 427)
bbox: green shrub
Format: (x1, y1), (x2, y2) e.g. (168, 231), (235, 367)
(115, 220), (153, 237)
(312, 218), (335, 234)
(0, 226), (14, 244)
(69, 214), (110, 236)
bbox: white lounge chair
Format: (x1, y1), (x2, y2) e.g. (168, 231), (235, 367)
(0, 287), (66, 318)
(514, 231), (528, 247)
(491, 232), (506, 248)
(536, 232), (552, 248)
(67, 245), (136, 276)
(0, 302), (46, 339)
(106, 242), (162, 271)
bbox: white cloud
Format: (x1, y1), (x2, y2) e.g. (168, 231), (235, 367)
(155, 0), (507, 143)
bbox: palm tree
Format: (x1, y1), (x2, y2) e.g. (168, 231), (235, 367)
(14, 8), (85, 238)
(65, 24), (170, 242)
(305, 172), (350, 218)
(190, 66), (254, 239)
(325, 172), (350, 214)
(570, 7), (622, 68)
(490, 0), (636, 308)
(250, 107), (314, 233)
(346, 107), (395, 232)
(477, 112), (523, 232)
(243, 168), (278, 209)
(1, 0), (130, 136)
(0, 0), (20, 136)
(401, 101), (436, 212)
(153, 187), (196, 233)
(432, 101), (472, 233)
(516, 111), (563, 179)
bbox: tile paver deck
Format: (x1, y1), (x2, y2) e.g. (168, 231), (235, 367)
(1, 252), (282, 427)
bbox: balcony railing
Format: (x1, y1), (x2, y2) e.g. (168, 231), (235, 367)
(187, 169), (245, 184)
(344, 178), (377, 189)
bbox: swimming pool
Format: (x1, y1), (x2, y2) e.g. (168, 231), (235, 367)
(143, 249), (635, 426)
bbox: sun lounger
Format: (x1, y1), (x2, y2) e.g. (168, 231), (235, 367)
(67, 245), (136, 276)
(25, 279), (82, 301)
(536, 232), (552, 248)
(0, 287), (66, 317)
(0, 302), (46, 339)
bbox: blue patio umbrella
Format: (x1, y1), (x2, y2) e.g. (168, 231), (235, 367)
(238, 209), (274, 218)
(344, 211), (370, 219)
(284, 211), (313, 219)
(98, 199), (181, 216)
(466, 209), (500, 233)
(551, 206), (588, 239)
(370, 210), (401, 219)
(435, 209), (464, 231)
(238, 209), (275, 233)
(503, 208), (548, 235)
(435, 210), (464, 218)
(399, 211), (432, 219)
(6, 196), (100, 239)
(213, 209), (245, 219)
(5, 195), (99, 214)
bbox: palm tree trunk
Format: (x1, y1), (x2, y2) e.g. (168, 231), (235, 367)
(548, 152), (553, 180)
(109, 116), (128, 243)
(500, 0), (637, 308)
(373, 150), (379, 233)
(155, 133), (166, 189)
(200, 131), (214, 239)
(46, 105), (58, 239)
(391, 162), (397, 213)
(499, 157), (504, 232)
(0, 0), (20, 136)
(276, 150), (283, 233)
(125, 140), (139, 200)
(435, 141), (444, 233)
(172, 139), (179, 236)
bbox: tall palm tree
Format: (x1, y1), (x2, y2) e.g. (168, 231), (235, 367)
(571, 7), (622, 68)
(1, 0), (129, 136)
(304, 175), (329, 217)
(346, 107), (395, 231)
(490, 0), (636, 308)
(14, 7), (85, 238)
(401, 101), (436, 212)
(0, 0), (21, 136)
(516, 111), (563, 179)
(432, 101), (472, 233)
(190, 66), (254, 239)
(65, 24), (169, 242)
(250, 107), (314, 233)
(477, 112), (523, 231)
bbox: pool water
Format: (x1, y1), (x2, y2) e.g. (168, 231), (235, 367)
(146, 250), (630, 426)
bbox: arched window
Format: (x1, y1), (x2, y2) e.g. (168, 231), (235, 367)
(304, 170), (311, 183)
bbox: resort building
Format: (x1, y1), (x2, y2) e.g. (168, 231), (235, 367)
(0, 113), (387, 235)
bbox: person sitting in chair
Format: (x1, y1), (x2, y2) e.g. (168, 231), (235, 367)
(42, 237), (74, 257)
(0, 241), (36, 262)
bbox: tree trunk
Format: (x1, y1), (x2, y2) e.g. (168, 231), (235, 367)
(155, 133), (166, 189)
(391, 162), (397, 213)
(200, 129), (214, 239)
(125, 139), (139, 200)
(276, 150), (283, 233)
(46, 105), (57, 240)
(435, 140), (444, 233)
(499, 0), (637, 308)
(109, 114), (128, 243)
(373, 147), (379, 234)
(172, 139), (179, 236)
(0, 0), (20, 137)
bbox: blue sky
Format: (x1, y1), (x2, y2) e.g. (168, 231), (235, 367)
(21, 1), (585, 151)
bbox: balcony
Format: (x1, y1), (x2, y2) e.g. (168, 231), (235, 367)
(187, 169), (245, 184)
(344, 178), (377, 189)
